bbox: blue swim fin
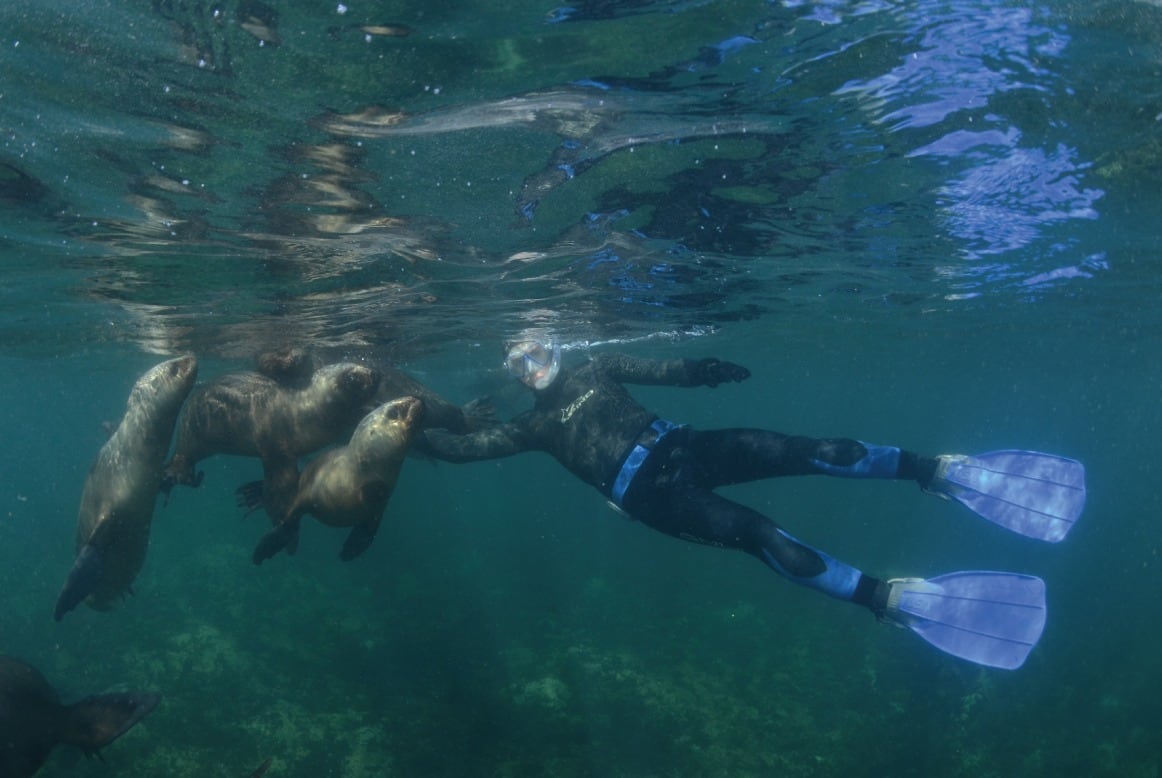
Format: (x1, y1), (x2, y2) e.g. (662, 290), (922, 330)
(927, 450), (1086, 542)
(882, 571), (1046, 669)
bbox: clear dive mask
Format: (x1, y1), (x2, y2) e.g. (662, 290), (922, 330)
(505, 339), (561, 390)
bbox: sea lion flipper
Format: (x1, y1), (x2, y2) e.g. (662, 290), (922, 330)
(285, 526), (300, 556)
(252, 517), (301, 565)
(235, 480), (266, 515)
(54, 544), (105, 622)
(339, 516), (382, 562)
(62, 691), (161, 755)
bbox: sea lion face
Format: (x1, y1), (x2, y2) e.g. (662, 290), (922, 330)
(255, 347), (318, 386)
(0, 656), (160, 777)
(312, 362), (381, 415)
(129, 355), (198, 422)
(353, 395), (423, 457)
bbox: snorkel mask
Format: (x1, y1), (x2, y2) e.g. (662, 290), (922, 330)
(505, 339), (561, 390)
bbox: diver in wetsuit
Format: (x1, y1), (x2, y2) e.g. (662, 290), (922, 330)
(420, 340), (1086, 669)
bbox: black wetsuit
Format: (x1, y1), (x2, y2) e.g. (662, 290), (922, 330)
(421, 354), (938, 613)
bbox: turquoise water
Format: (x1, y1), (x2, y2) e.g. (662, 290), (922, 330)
(2, 0), (1160, 775)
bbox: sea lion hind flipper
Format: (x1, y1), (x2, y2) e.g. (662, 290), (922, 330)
(236, 480), (266, 515)
(285, 527), (300, 556)
(63, 691), (161, 754)
(252, 518), (301, 565)
(54, 544), (105, 621)
(339, 518), (382, 561)
(160, 458), (204, 495)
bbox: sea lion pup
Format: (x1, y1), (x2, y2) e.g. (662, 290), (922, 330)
(374, 367), (495, 434)
(54, 355), (198, 621)
(253, 345), (494, 432)
(254, 345), (317, 388)
(0, 656), (160, 777)
(160, 361), (381, 527)
(252, 395), (424, 564)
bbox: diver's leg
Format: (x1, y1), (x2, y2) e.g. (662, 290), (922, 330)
(685, 428), (937, 488)
(626, 482), (885, 611)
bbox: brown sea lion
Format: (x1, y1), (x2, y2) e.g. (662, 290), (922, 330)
(54, 355), (198, 621)
(373, 367), (494, 434)
(0, 655), (160, 777)
(161, 361), (381, 527)
(253, 346), (494, 432)
(254, 345), (317, 388)
(252, 395), (424, 564)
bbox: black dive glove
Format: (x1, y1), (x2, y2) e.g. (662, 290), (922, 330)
(692, 358), (750, 387)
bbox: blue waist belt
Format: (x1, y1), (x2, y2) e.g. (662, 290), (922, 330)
(611, 419), (682, 508)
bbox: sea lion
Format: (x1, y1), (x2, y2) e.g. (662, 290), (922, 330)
(0, 656), (160, 777)
(373, 367), (494, 434)
(253, 346), (494, 432)
(252, 395), (424, 564)
(54, 355), (198, 621)
(254, 345), (317, 388)
(161, 361), (381, 527)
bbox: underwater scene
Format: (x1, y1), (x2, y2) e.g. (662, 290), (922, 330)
(2, 0), (1160, 775)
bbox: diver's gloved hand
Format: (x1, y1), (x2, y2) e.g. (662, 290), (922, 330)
(693, 358), (750, 387)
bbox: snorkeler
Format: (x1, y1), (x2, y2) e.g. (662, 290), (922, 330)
(418, 339), (1086, 669)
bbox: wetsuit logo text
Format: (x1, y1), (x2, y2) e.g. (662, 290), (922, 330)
(560, 389), (595, 423)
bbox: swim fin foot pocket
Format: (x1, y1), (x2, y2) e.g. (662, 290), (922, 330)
(926, 449), (1086, 542)
(881, 571), (1047, 669)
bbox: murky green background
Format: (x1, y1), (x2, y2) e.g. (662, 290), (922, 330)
(2, 0), (1160, 775)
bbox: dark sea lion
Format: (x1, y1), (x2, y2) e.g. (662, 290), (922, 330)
(0, 655), (160, 777)
(252, 396), (424, 564)
(161, 361), (381, 528)
(55, 355), (198, 621)
(254, 345), (317, 388)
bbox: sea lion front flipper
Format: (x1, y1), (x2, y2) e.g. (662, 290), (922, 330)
(235, 480), (266, 515)
(54, 544), (105, 622)
(62, 691), (161, 755)
(339, 516), (382, 561)
(252, 516), (302, 565)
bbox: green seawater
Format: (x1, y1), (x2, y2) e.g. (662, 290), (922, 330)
(2, 0), (1161, 775)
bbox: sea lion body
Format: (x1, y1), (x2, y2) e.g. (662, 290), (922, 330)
(54, 355), (198, 620)
(0, 656), (160, 777)
(253, 395), (423, 563)
(162, 362), (381, 521)
(255, 346), (491, 433)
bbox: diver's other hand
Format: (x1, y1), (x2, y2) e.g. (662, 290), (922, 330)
(694, 358), (750, 387)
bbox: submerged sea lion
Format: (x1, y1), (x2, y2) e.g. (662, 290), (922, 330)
(254, 345), (317, 388)
(55, 355), (198, 621)
(161, 361), (381, 526)
(373, 367), (494, 434)
(0, 656), (160, 777)
(252, 395), (424, 564)
(254, 346), (494, 432)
